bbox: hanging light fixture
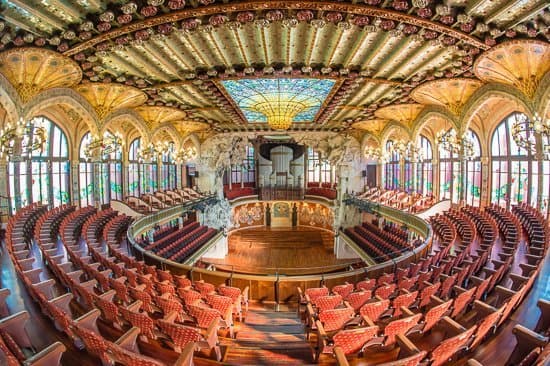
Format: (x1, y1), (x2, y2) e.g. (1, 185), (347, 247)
(511, 112), (549, 158)
(388, 139), (425, 162)
(364, 146), (389, 162)
(436, 128), (475, 160)
(253, 100), (306, 130)
(174, 146), (198, 163)
(0, 118), (47, 159)
(84, 132), (123, 162)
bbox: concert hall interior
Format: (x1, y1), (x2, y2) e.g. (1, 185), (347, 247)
(0, 0), (549, 365)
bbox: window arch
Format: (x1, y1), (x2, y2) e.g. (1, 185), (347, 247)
(542, 134), (550, 219)
(161, 142), (177, 190)
(384, 140), (400, 190)
(491, 112), (537, 209)
(79, 133), (94, 206)
(465, 130), (482, 206)
(127, 138), (158, 196)
(8, 116), (70, 212)
(307, 147), (332, 184)
(100, 131), (123, 203)
(416, 135), (433, 195)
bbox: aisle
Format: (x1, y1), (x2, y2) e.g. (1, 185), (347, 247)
(221, 307), (315, 365)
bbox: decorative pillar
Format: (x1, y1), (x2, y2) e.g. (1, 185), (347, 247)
(92, 161), (102, 208)
(0, 159), (9, 222)
(241, 166), (244, 188)
(71, 160), (79, 206)
(480, 156), (490, 207)
(228, 165), (232, 190)
(432, 157), (439, 200)
(399, 157), (405, 191)
(535, 134), (544, 211)
(411, 159), (418, 194)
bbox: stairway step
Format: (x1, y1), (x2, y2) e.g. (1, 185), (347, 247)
(236, 331), (306, 342)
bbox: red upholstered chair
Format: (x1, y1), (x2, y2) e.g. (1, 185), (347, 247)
(375, 283), (397, 300)
(382, 313), (423, 347)
(451, 286), (476, 318)
(178, 288), (202, 307)
(356, 279), (376, 292)
(154, 294), (188, 322)
(332, 284), (354, 299)
(417, 282), (441, 309)
(156, 281), (176, 296)
(109, 276), (130, 304)
(94, 291), (123, 329)
(468, 302), (504, 350)
(315, 324), (380, 361)
(377, 273), (395, 286)
(346, 291), (372, 311)
(129, 286), (155, 314)
(317, 306), (355, 333)
(392, 291), (419, 317)
(398, 276), (417, 293)
(72, 323), (110, 365)
(439, 273), (458, 299)
(188, 304), (234, 338)
(173, 275), (192, 289)
(0, 288), (10, 318)
(194, 281), (216, 297)
(120, 301), (157, 341)
(360, 299), (391, 323)
(313, 294), (343, 313)
(429, 324), (477, 366)
(217, 285), (245, 321)
(305, 287), (330, 303)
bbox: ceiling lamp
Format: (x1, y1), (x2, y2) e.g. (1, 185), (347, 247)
(84, 132), (123, 161)
(390, 140), (424, 162)
(0, 118), (47, 159)
(253, 100), (306, 130)
(436, 129), (475, 160)
(511, 112), (550, 158)
(364, 146), (388, 162)
(174, 146), (198, 163)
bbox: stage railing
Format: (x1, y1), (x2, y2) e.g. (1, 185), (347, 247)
(127, 196), (432, 307)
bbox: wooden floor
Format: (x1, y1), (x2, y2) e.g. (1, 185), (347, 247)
(202, 227), (360, 275)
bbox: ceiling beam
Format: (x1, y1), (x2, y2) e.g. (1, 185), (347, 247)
(485, 0), (530, 25)
(5, 0), (65, 32)
(503, 1), (549, 28)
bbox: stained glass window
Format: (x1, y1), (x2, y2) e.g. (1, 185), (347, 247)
(8, 116), (70, 212)
(221, 78), (336, 124)
(161, 142), (177, 190)
(79, 133), (94, 206)
(416, 135), (433, 195)
(128, 138), (141, 197)
(465, 130), (482, 207)
(385, 141), (400, 190)
(230, 145), (255, 185)
(491, 112), (536, 210)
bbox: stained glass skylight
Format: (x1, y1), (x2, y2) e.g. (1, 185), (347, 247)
(221, 78), (336, 125)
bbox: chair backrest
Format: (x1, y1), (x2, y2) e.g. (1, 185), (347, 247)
(206, 294), (233, 315)
(392, 291), (418, 317)
(107, 342), (165, 366)
(470, 307), (503, 350)
(346, 291), (372, 311)
(383, 313), (422, 346)
(332, 325), (379, 355)
(119, 308), (155, 339)
(451, 287), (476, 318)
(157, 320), (201, 353)
(314, 295), (343, 312)
(376, 350), (427, 366)
(430, 325), (476, 366)
(318, 307), (355, 332)
(360, 299), (390, 322)
(305, 287), (329, 302)
(188, 305), (221, 329)
(218, 286), (241, 302)
(332, 284), (354, 299)
(423, 300), (452, 333)
(356, 279), (376, 292)
(375, 284), (396, 300)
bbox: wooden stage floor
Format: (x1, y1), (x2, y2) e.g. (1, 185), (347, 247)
(201, 227), (360, 275)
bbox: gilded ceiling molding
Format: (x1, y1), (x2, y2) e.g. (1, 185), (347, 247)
(0, 47), (82, 104)
(360, 133), (381, 153)
(411, 106), (458, 141)
(64, 1), (487, 56)
(460, 82), (536, 134)
(102, 108), (152, 146)
(22, 87), (100, 136)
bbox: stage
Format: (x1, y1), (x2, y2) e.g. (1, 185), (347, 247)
(201, 227), (361, 275)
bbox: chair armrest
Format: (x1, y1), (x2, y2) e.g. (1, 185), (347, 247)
(23, 341), (66, 366)
(126, 300), (143, 313)
(173, 342), (195, 366)
(536, 299), (550, 334)
(0, 311), (32, 348)
(74, 309), (101, 334)
(50, 293), (74, 315)
(440, 316), (466, 336)
(396, 333), (421, 357)
(115, 327), (140, 353)
(466, 359), (484, 366)
(204, 318), (220, 348)
(512, 324), (548, 347)
(32, 279), (56, 300)
(333, 346), (350, 366)
(99, 290), (116, 302)
(473, 300), (498, 316)
(361, 315), (376, 327)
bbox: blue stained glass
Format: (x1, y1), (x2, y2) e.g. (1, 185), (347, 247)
(221, 78), (336, 124)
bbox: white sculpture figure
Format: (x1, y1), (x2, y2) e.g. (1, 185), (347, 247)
(203, 198), (233, 230)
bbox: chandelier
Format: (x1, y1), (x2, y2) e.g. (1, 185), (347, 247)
(388, 140), (424, 162)
(137, 143), (163, 163)
(364, 146), (388, 162)
(84, 132), (123, 161)
(511, 112), (549, 158)
(174, 146), (198, 163)
(0, 118), (47, 159)
(253, 100), (306, 130)
(436, 129), (475, 160)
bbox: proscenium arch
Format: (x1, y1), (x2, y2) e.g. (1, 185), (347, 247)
(102, 109), (151, 146)
(411, 106), (458, 141)
(22, 88), (100, 136)
(460, 83), (537, 134)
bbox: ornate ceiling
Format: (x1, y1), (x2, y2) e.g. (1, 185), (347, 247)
(0, 0), (548, 140)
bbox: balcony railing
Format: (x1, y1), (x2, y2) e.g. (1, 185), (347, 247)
(258, 186), (305, 201)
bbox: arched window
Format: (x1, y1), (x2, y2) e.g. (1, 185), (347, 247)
(128, 138), (141, 197)
(416, 135), (433, 195)
(100, 131), (123, 203)
(79, 133), (94, 206)
(384, 140), (400, 190)
(230, 145), (256, 185)
(161, 142), (177, 190)
(307, 147), (332, 184)
(491, 112), (537, 209)
(465, 130), (482, 206)
(8, 116), (70, 212)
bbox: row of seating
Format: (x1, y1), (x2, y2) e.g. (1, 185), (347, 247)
(300, 203), (547, 365)
(125, 188), (207, 213)
(4, 203), (240, 365)
(357, 188), (435, 213)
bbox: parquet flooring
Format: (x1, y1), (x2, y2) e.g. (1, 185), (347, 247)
(203, 227), (359, 275)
